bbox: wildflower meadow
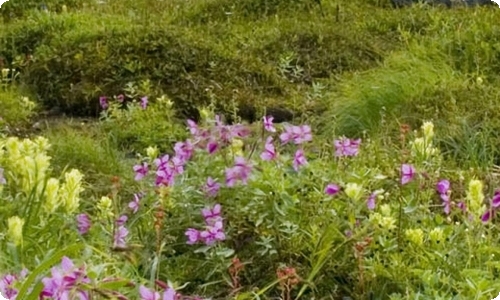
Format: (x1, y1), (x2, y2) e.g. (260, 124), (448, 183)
(2, 0), (500, 299)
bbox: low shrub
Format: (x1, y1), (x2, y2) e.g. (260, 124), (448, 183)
(0, 12), (287, 121)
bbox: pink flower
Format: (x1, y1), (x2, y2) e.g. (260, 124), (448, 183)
(116, 94), (125, 103)
(140, 96), (148, 109)
(199, 221), (226, 245)
(279, 125), (312, 145)
(41, 257), (90, 300)
(185, 228), (200, 245)
(263, 115), (276, 132)
(260, 136), (276, 161)
(334, 137), (361, 157)
(99, 96), (108, 110)
(293, 149), (307, 171)
(436, 179), (450, 195)
(76, 214), (91, 235)
(187, 119), (198, 136)
(225, 157), (252, 187)
(324, 183), (340, 196)
(207, 139), (219, 155)
(128, 192), (143, 214)
(203, 177), (220, 197)
(139, 285), (160, 300)
(139, 285), (178, 300)
(133, 162), (149, 181)
(400, 164), (416, 185)
(202, 203), (222, 226)
(367, 193), (376, 210)
(174, 140), (194, 162)
(113, 226), (129, 249)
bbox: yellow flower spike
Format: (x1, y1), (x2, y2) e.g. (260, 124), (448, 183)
(405, 228), (424, 246)
(345, 183), (363, 202)
(146, 146), (159, 161)
(43, 178), (61, 214)
(61, 169), (84, 214)
(7, 216), (25, 246)
(97, 196), (114, 219)
(429, 227), (444, 243)
(421, 121), (434, 143)
(467, 179), (484, 217)
(230, 139), (244, 157)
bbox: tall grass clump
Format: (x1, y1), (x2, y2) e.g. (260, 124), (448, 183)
(320, 44), (459, 137)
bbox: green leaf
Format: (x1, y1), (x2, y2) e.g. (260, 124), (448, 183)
(97, 279), (133, 290)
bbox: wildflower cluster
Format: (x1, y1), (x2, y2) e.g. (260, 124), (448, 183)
(41, 257), (90, 299)
(185, 204), (226, 246)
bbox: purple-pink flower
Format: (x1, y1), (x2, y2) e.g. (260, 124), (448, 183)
(280, 125), (312, 145)
(325, 183), (340, 196)
(202, 203), (222, 226)
(199, 221), (226, 245)
(99, 96), (108, 110)
(133, 162), (149, 181)
(41, 257), (90, 300)
(186, 204), (226, 246)
(207, 139), (219, 155)
(117, 94), (125, 103)
(334, 137), (361, 157)
(140, 96), (148, 109)
(225, 157), (252, 187)
(481, 190), (500, 223)
(436, 179), (450, 195)
(436, 179), (451, 214)
(187, 119), (199, 136)
(0, 270), (27, 300)
(139, 285), (178, 300)
(128, 192), (144, 214)
(263, 116), (276, 132)
(367, 193), (376, 210)
(185, 228), (200, 245)
(203, 177), (220, 197)
(174, 140), (194, 162)
(113, 226), (129, 249)
(293, 149), (307, 171)
(400, 164), (416, 185)
(260, 136), (277, 161)
(76, 214), (91, 235)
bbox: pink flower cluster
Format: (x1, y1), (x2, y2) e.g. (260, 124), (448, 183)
(187, 115), (251, 155)
(185, 204), (226, 246)
(41, 257), (90, 300)
(334, 137), (361, 157)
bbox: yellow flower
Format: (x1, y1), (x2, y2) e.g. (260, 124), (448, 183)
(43, 178), (61, 214)
(146, 146), (159, 160)
(60, 169), (84, 214)
(97, 196), (114, 218)
(345, 183), (363, 202)
(405, 228), (424, 246)
(429, 227), (444, 243)
(467, 179), (484, 216)
(421, 121), (434, 143)
(7, 216), (25, 246)
(230, 139), (244, 157)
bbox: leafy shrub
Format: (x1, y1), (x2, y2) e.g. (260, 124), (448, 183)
(0, 12), (287, 120)
(99, 83), (188, 154)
